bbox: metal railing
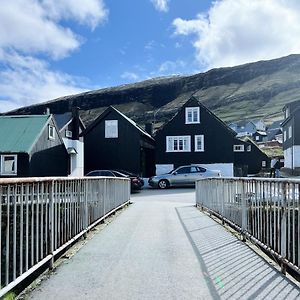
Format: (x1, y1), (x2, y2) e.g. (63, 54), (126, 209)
(0, 176), (130, 297)
(196, 177), (300, 275)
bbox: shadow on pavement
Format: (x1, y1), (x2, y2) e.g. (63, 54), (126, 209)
(176, 206), (300, 300)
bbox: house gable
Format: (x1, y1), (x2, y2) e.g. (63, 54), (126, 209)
(83, 106), (155, 176)
(155, 97), (236, 168)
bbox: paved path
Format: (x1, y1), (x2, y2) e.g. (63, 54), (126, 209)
(28, 188), (300, 300)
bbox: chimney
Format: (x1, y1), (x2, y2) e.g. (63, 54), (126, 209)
(45, 107), (50, 115)
(145, 122), (154, 136)
(72, 107), (80, 140)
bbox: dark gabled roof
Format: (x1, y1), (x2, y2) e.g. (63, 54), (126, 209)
(53, 112), (72, 129)
(81, 106), (154, 140)
(53, 112), (86, 131)
(155, 96), (237, 136)
(0, 115), (50, 152)
(237, 136), (270, 157)
(267, 120), (283, 130)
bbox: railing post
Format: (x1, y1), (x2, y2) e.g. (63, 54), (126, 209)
(84, 180), (88, 238)
(281, 181), (287, 274)
(49, 180), (54, 269)
(241, 180), (247, 242)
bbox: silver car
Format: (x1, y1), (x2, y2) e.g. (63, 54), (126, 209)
(148, 165), (221, 189)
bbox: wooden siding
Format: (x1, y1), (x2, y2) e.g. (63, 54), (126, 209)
(155, 98), (236, 168)
(29, 118), (68, 176)
(84, 109), (155, 176)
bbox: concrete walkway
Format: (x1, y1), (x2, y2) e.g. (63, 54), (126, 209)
(28, 189), (300, 300)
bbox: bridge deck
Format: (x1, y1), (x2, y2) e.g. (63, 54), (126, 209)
(28, 189), (300, 300)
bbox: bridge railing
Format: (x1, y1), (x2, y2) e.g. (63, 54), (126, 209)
(0, 176), (130, 297)
(196, 177), (300, 275)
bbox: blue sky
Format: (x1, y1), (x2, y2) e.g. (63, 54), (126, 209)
(1, 0), (300, 112)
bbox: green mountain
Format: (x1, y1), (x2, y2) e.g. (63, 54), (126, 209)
(7, 54), (300, 127)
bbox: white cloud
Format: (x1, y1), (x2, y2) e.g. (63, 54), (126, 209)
(158, 60), (186, 74)
(42, 0), (108, 30)
(121, 72), (140, 81)
(0, 51), (87, 112)
(151, 0), (169, 12)
(173, 0), (300, 68)
(0, 0), (107, 112)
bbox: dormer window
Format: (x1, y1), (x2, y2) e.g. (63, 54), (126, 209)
(185, 107), (200, 124)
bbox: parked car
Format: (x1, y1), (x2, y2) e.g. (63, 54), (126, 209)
(114, 169), (145, 187)
(85, 170), (143, 191)
(148, 165), (221, 189)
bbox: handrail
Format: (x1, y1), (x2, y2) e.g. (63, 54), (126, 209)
(0, 176), (130, 297)
(196, 177), (300, 275)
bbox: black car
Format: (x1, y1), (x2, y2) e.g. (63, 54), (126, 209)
(115, 169), (144, 187)
(86, 170), (143, 191)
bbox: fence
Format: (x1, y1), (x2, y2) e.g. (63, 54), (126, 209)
(196, 177), (300, 275)
(0, 176), (130, 297)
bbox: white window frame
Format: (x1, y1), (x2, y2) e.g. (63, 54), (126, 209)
(194, 135), (204, 152)
(48, 125), (55, 140)
(166, 136), (191, 152)
(262, 160), (266, 167)
(0, 154), (17, 176)
(289, 126), (292, 139)
(105, 120), (118, 138)
(255, 136), (260, 141)
(233, 145), (245, 152)
(284, 130), (287, 142)
(65, 130), (72, 138)
(185, 107), (200, 124)
(247, 145), (251, 152)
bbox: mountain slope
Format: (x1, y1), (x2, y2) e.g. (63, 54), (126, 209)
(6, 54), (300, 127)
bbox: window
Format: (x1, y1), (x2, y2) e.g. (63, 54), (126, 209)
(255, 136), (260, 141)
(176, 167), (191, 174)
(262, 161), (266, 167)
(195, 135), (204, 152)
(289, 126), (292, 139)
(48, 125), (55, 140)
(166, 136), (191, 152)
(185, 107), (200, 124)
(0, 155), (17, 175)
(247, 145), (251, 152)
(65, 130), (72, 138)
(233, 145), (244, 152)
(105, 120), (118, 138)
(284, 130), (287, 142)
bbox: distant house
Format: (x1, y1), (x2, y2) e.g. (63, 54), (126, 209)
(266, 120), (283, 142)
(252, 130), (268, 143)
(229, 119), (266, 137)
(282, 100), (300, 169)
(54, 108), (85, 176)
(155, 97), (237, 176)
(233, 138), (270, 176)
(82, 106), (155, 177)
(0, 115), (68, 177)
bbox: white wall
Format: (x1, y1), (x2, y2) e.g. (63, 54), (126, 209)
(284, 146), (300, 169)
(156, 164), (174, 175)
(284, 148), (292, 168)
(63, 138), (84, 176)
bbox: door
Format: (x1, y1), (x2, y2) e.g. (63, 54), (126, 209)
(172, 166), (191, 186)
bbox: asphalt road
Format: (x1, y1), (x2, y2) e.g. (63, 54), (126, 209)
(27, 188), (300, 300)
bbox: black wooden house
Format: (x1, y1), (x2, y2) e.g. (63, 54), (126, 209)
(154, 97), (237, 176)
(82, 106), (155, 177)
(154, 97), (270, 176)
(0, 115), (68, 177)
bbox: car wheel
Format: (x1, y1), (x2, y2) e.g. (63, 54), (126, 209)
(158, 179), (169, 189)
